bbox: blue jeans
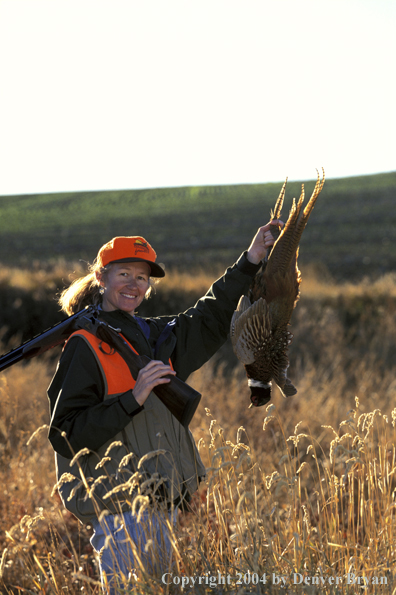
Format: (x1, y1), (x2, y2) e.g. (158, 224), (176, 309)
(90, 507), (178, 593)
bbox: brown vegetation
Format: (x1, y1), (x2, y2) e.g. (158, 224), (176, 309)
(0, 265), (396, 593)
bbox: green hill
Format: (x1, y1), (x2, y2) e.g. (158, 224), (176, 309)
(1, 171), (395, 280)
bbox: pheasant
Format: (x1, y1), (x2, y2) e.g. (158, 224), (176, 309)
(230, 169), (325, 407)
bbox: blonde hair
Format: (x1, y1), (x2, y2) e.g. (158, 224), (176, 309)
(59, 261), (155, 316)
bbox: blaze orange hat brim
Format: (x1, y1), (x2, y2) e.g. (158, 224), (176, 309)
(97, 236), (165, 277)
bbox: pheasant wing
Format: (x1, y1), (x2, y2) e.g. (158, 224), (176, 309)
(231, 297), (272, 365)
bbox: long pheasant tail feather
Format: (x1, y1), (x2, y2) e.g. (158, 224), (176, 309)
(267, 188), (304, 274)
(302, 168), (325, 219)
(268, 169), (325, 274)
(271, 178), (288, 220)
(285, 168), (325, 260)
(264, 178), (288, 263)
(273, 184), (306, 273)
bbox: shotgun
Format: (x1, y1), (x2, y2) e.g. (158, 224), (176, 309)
(0, 306), (201, 427)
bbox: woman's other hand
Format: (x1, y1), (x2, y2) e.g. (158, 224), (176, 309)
(132, 360), (176, 406)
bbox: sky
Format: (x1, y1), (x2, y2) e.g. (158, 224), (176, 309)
(0, 0), (395, 196)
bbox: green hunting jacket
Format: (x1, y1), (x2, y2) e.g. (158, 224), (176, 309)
(48, 253), (260, 523)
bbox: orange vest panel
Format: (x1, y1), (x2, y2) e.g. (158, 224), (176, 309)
(68, 329), (137, 395)
(67, 329), (174, 397)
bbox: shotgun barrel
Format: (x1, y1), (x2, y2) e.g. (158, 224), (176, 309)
(0, 306), (96, 373)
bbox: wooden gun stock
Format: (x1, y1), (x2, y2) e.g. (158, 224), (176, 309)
(95, 322), (201, 428)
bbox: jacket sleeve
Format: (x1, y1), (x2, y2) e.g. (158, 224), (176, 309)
(167, 252), (260, 380)
(48, 336), (143, 458)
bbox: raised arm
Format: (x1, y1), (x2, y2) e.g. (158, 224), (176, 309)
(163, 220), (283, 380)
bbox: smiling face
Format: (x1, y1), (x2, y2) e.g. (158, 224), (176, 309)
(97, 261), (151, 314)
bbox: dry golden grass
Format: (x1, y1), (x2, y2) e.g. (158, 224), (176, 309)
(1, 266), (396, 593)
(0, 260), (76, 293)
(302, 268), (396, 300)
(4, 258), (396, 301)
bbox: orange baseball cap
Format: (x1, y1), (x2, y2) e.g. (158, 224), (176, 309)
(97, 236), (165, 277)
